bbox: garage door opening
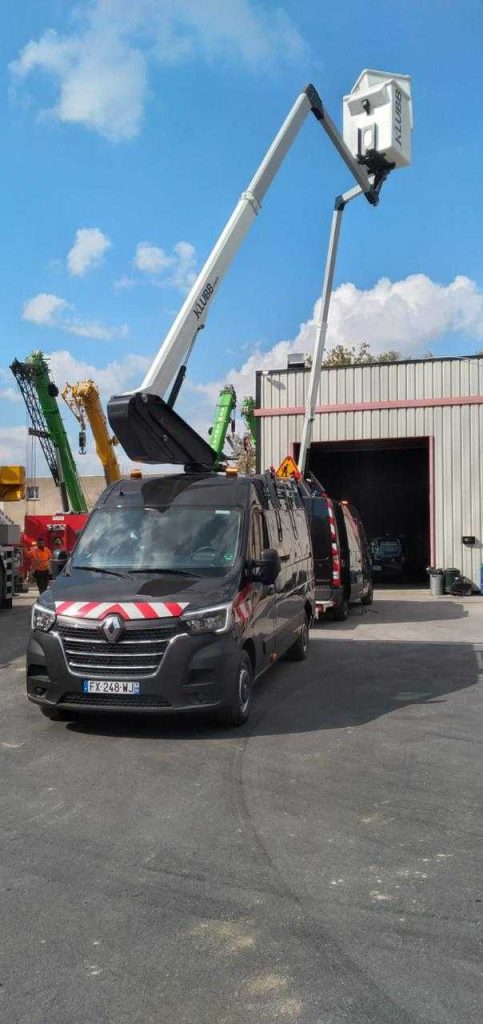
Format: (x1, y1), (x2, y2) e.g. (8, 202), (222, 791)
(296, 438), (432, 584)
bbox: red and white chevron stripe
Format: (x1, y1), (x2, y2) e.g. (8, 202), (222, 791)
(54, 600), (188, 620)
(326, 498), (341, 586)
(233, 585), (253, 624)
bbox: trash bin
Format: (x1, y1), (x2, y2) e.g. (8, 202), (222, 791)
(443, 567), (460, 594)
(52, 548), (68, 579)
(428, 569), (444, 596)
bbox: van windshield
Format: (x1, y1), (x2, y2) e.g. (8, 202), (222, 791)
(72, 506), (243, 574)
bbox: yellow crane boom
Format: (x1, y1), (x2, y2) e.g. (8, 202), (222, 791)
(62, 380), (122, 485)
(0, 465), (25, 501)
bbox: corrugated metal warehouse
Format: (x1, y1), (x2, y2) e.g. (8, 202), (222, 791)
(255, 354), (483, 587)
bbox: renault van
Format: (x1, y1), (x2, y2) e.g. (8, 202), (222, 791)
(301, 477), (373, 621)
(27, 472), (314, 726)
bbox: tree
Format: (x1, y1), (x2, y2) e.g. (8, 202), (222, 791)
(230, 432), (256, 474)
(324, 342), (400, 366)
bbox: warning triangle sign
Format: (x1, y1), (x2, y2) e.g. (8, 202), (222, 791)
(275, 455), (301, 480)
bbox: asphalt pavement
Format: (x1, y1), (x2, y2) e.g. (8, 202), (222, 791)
(0, 589), (481, 1024)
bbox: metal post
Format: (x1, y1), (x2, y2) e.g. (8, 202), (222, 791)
(297, 185), (363, 474)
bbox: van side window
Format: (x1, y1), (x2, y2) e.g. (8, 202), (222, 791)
(250, 508), (268, 560)
(344, 512), (360, 566)
(284, 492), (298, 540)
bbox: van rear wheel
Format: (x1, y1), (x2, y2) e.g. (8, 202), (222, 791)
(361, 583), (374, 606)
(331, 597), (349, 622)
(286, 618), (309, 661)
(217, 652), (253, 728)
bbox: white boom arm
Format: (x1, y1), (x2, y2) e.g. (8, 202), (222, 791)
(140, 84), (375, 398)
(297, 184), (364, 474)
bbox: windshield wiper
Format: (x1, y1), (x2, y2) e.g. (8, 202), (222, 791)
(129, 567), (201, 577)
(73, 565), (134, 581)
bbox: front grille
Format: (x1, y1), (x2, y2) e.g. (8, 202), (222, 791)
(61, 692), (171, 708)
(57, 621), (179, 679)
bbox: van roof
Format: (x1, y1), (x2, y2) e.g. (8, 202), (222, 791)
(96, 471), (300, 512)
(97, 473), (254, 510)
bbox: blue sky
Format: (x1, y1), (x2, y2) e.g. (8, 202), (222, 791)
(1, 0), (482, 472)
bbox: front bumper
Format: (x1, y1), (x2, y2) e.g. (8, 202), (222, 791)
(27, 616), (240, 714)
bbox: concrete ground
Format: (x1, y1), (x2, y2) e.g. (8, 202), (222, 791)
(0, 588), (481, 1024)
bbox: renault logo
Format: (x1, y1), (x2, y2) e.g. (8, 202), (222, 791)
(101, 614), (124, 644)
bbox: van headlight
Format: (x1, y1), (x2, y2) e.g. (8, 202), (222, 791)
(31, 597), (56, 633)
(182, 604), (232, 635)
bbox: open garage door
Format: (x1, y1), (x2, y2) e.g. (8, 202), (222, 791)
(299, 438), (431, 584)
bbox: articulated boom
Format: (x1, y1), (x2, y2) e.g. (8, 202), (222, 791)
(107, 82), (377, 469)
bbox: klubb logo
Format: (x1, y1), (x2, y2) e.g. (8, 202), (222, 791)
(394, 88), (403, 148)
(193, 282), (214, 320)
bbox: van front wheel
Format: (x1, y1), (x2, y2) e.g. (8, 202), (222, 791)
(217, 652), (253, 728)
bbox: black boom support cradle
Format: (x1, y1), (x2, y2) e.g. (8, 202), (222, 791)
(107, 393), (217, 469)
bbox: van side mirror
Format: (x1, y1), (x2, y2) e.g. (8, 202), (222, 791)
(249, 548), (281, 585)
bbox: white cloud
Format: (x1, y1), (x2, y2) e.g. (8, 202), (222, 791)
(114, 275), (136, 291)
(296, 273), (483, 356)
(134, 239), (197, 292)
(22, 292), (68, 325)
(22, 292), (128, 341)
(134, 242), (172, 274)
(0, 425), (29, 464)
(10, 23), (147, 142)
(66, 320), (129, 341)
(168, 241), (197, 292)
(10, 1), (308, 141)
(189, 273), (483, 408)
(0, 387), (22, 403)
(67, 227), (111, 276)
(48, 349), (150, 399)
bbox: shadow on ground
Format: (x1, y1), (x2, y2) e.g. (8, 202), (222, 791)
(0, 602), (32, 667)
(319, 597), (471, 629)
(65, 633), (480, 742)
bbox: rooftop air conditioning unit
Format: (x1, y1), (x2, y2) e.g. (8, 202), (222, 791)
(287, 353), (307, 369)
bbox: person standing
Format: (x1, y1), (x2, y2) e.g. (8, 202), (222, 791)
(30, 539), (52, 594)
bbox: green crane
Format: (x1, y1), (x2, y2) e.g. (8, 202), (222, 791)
(11, 351), (88, 513)
(241, 396), (256, 445)
(208, 385), (237, 465)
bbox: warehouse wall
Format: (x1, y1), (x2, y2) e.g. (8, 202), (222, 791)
(257, 355), (483, 586)
(4, 476), (107, 528)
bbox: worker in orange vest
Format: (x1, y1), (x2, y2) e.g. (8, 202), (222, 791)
(30, 539), (52, 594)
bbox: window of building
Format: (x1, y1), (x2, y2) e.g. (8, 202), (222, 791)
(27, 485), (39, 500)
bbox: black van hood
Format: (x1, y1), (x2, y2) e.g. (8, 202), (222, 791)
(51, 569), (237, 614)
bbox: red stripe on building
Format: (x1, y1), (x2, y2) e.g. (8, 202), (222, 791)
(255, 395), (483, 417)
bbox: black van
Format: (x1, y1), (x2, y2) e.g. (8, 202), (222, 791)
(27, 472), (314, 726)
(302, 479), (373, 621)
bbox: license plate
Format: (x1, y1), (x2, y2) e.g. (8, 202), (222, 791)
(83, 680), (140, 695)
